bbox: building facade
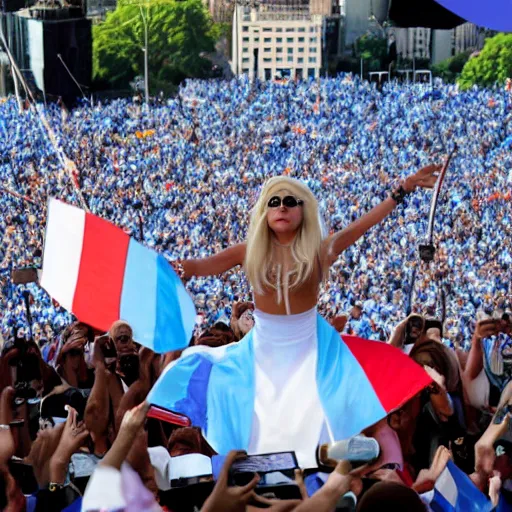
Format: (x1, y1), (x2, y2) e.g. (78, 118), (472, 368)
(232, 4), (324, 80)
(393, 27), (432, 60)
(394, 22), (482, 64)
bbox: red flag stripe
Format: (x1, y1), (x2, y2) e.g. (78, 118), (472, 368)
(72, 213), (130, 331)
(342, 335), (432, 413)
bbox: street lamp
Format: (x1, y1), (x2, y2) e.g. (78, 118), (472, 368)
(139, 4), (149, 105)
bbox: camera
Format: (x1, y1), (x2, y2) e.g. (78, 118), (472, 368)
(419, 244), (436, 262)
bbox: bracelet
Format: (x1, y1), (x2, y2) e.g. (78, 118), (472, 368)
(48, 482), (65, 492)
(390, 184), (408, 205)
(0, 424), (10, 431)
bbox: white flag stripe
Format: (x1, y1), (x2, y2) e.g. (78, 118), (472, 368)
(435, 465), (458, 507)
(41, 199), (85, 311)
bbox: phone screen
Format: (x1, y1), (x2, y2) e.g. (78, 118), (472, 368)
(230, 452), (298, 475)
(147, 405), (191, 427)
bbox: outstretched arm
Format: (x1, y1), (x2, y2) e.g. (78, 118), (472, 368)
(178, 243), (246, 279)
(322, 165), (440, 265)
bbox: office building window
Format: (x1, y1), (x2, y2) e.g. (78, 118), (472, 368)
(242, 26), (249, 32)
(243, 37), (249, 42)
(298, 37), (304, 42)
(276, 37), (282, 43)
(242, 47), (249, 53)
(286, 27), (294, 32)
(287, 47), (293, 54)
(308, 56), (316, 63)
(310, 47), (317, 53)
(287, 37), (293, 43)
(276, 47), (283, 53)
(242, 68), (249, 74)
(276, 57), (283, 62)
(264, 47), (271, 53)
(298, 47), (304, 53)
(242, 57), (250, 63)
(310, 26), (315, 32)
(264, 37), (271, 43)
(263, 27), (272, 32)
(265, 68), (272, 80)
(287, 56), (293, 62)
(263, 57), (272, 62)
(276, 27), (283, 32)
(310, 37), (317, 43)
(254, 37), (259, 42)
(308, 68), (315, 78)
(298, 57), (304, 63)
(298, 27), (305, 32)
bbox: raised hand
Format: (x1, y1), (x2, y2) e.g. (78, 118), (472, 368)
(403, 164), (442, 193)
(424, 365), (446, 391)
(201, 450), (260, 512)
(474, 319), (500, 342)
(53, 406), (90, 463)
(118, 400), (150, 438)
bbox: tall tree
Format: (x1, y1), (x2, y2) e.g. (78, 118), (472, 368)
(93, 0), (218, 92)
(459, 33), (512, 89)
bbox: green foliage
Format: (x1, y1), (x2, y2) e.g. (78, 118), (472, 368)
(459, 33), (512, 89)
(431, 50), (472, 83)
(355, 34), (388, 72)
(93, 0), (219, 92)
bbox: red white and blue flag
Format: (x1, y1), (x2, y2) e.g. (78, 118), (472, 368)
(148, 317), (433, 462)
(41, 198), (196, 353)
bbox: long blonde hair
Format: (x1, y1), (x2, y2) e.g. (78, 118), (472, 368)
(245, 176), (323, 295)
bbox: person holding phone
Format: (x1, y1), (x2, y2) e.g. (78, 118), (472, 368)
(464, 313), (512, 410)
(166, 168), (439, 466)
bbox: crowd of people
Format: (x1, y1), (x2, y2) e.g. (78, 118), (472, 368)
(0, 74), (511, 511)
(1, 76), (512, 345)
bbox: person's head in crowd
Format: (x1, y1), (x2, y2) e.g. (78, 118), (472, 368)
(56, 321), (94, 388)
(357, 481), (427, 511)
(351, 302), (363, 320)
(331, 314), (348, 333)
(387, 395), (422, 458)
(167, 426), (217, 458)
(245, 176), (323, 295)
(194, 321), (236, 348)
(110, 320), (136, 357)
(230, 301), (255, 340)
(405, 315), (424, 345)
(0, 337), (60, 398)
(109, 321), (140, 385)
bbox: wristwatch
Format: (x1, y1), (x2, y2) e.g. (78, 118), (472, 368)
(48, 482), (65, 492)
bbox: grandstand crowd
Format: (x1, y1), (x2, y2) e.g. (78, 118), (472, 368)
(0, 75), (511, 511)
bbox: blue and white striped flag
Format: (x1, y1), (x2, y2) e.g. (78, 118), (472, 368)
(429, 460), (493, 512)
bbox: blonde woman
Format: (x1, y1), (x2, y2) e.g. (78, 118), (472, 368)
(156, 166), (439, 467)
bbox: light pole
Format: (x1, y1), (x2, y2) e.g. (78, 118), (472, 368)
(139, 4), (149, 105)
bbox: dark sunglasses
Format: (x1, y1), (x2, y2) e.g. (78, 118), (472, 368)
(115, 335), (131, 343)
(267, 196), (304, 208)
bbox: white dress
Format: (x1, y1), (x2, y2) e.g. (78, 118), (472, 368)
(248, 307), (331, 468)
